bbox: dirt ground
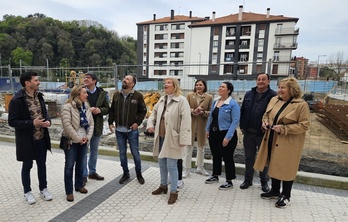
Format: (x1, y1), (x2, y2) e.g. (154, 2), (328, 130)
(1, 111), (346, 177)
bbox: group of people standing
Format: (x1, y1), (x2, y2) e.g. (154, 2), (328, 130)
(9, 71), (310, 209)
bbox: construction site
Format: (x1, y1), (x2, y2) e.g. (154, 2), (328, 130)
(0, 70), (347, 177)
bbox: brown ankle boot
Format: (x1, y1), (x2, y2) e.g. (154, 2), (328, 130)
(168, 192), (178, 204)
(152, 185), (168, 195)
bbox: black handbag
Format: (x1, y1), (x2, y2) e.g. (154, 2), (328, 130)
(59, 135), (70, 150)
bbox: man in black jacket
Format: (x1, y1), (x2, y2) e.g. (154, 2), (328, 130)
(8, 72), (53, 205)
(239, 73), (277, 192)
(83, 72), (109, 184)
(108, 75), (147, 184)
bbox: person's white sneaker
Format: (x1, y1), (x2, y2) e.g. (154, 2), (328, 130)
(40, 188), (53, 201)
(24, 191), (36, 205)
(177, 180), (184, 189)
(182, 168), (190, 178)
(196, 167), (209, 176)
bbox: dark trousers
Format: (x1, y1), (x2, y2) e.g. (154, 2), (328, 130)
(243, 132), (269, 183)
(271, 177), (294, 199)
(22, 139), (48, 193)
(209, 130), (238, 181)
(177, 159), (182, 180)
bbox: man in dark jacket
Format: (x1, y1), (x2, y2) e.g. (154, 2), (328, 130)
(108, 75), (147, 185)
(8, 72), (53, 205)
(83, 72), (109, 184)
(239, 73), (277, 192)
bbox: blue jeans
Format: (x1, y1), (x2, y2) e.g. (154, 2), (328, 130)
(116, 130), (141, 174)
(158, 137), (178, 193)
(64, 143), (88, 195)
(22, 139), (48, 193)
(83, 134), (101, 177)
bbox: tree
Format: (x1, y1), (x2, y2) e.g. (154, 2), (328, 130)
(11, 47), (33, 66)
(327, 51), (347, 79)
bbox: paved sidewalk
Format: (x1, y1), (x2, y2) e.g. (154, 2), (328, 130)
(0, 142), (347, 222)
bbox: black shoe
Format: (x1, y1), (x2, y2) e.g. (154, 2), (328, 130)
(205, 175), (219, 184)
(119, 173), (130, 184)
(136, 173), (145, 185)
(88, 173), (105, 181)
(83, 177), (87, 187)
(275, 195), (290, 208)
(240, 180), (252, 189)
(260, 189), (280, 200)
(261, 183), (270, 192)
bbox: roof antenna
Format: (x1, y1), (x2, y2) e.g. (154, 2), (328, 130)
(178, 6), (181, 14)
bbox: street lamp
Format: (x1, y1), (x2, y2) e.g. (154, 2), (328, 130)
(20, 59), (22, 74)
(198, 53), (201, 75)
(317, 54), (326, 79)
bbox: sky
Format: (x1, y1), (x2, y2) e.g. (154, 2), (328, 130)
(1, 0), (347, 63)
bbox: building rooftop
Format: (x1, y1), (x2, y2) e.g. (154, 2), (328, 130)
(190, 12), (298, 27)
(137, 15), (205, 25)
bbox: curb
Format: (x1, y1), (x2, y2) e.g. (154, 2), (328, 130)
(1, 135), (347, 190)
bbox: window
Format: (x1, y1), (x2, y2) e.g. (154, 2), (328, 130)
(257, 52), (263, 60)
(171, 23), (185, 30)
(239, 53), (249, 62)
(225, 53), (233, 61)
(238, 65), (248, 74)
(143, 43), (147, 48)
(224, 65), (233, 74)
(154, 70), (167, 75)
(256, 65), (262, 73)
(143, 70), (146, 76)
(274, 51), (279, 61)
(211, 65), (217, 72)
(226, 27), (236, 36)
(241, 26), (251, 36)
(155, 24), (168, 31)
(259, 24), (266, 30)
(214, 27), (219, 36)
(170, 42), (184, 49)
(143, 26), (147, 32)
(213, 40), (218, 47)
(212, 53), (218, 61)
(272, 64), (278, 74)
(258, 39), (264, 47)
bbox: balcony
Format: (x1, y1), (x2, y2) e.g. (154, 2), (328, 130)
(239, 44), (250, 49)
(275, 27), (299, 35)
(273, 43), (298, 49)
(273, 56), (292, 62)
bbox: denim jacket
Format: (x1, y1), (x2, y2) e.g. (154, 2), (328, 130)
(205, 96), (240, 140)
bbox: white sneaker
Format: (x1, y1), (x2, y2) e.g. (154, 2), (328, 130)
(40, 188), (53, 201)
(24, 191), (36, 205)
(196, 167), (209, 176)
(177, 180), (184, 189)
(182, 169), (190, 178)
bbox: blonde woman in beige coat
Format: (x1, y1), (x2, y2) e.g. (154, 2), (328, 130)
(183, 79), (213, 178)
(61, 85), (94, 202)
(254, 77), (310, 208)
(147, 78), (191, 205)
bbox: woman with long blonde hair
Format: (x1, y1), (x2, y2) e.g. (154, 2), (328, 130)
(147, 78), (191, 204)
(61, 85), (94, 202)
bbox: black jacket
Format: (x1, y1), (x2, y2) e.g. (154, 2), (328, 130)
(88, 87), (109, 136)
(8, 89), (51, 161)
(240, 86), (277, 135)
(108, 89), (147, 128)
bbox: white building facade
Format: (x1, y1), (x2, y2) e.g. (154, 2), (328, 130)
(136, 6), (299, 80)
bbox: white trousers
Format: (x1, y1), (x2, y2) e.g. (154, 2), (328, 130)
(183, 145), (205, 169)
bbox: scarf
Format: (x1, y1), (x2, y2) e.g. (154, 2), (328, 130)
(79, 102), (90, 130)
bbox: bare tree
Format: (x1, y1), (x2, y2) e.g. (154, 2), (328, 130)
(327, 51), (346, 79)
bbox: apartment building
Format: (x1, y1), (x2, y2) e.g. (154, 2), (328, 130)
(136, 6), (299, 80)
